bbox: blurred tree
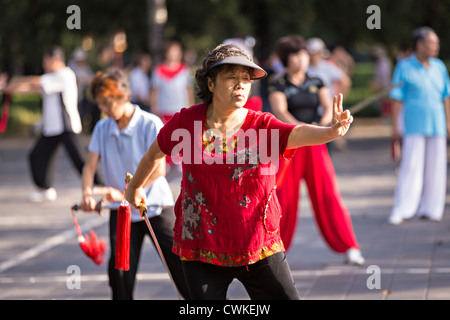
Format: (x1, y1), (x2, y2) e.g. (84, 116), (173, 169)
(164, 0), (450, 63)
(0, 0), (149, 74)
(1, 0), (450, 76)
(164, 0), (252, 56)
(0, 0), (67, 74)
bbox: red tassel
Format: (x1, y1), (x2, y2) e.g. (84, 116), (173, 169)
(115, 202), (131, 271)
(89, 230), (107, 265)
(72, 210), (106, 266)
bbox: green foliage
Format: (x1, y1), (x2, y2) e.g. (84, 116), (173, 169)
(346, 62), (381, 117)
(0, 93), (42, 136)
(2, 0), (450, 73)
(0, 0), (148, 74)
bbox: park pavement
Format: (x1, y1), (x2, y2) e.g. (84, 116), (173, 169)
(0, 117), (449, 300)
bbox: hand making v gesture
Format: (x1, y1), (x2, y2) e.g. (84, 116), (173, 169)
(286, 93), (353, 149)
(330, 93), (353, 138)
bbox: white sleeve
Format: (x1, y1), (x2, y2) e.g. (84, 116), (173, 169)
(40, 72), (64, 95)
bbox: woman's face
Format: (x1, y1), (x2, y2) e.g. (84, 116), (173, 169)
(287, 49), (310, 73)
(209, 65), (252, 109)
(95, 95), (127, 121)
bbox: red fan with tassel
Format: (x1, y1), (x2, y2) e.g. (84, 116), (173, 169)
(71, 204), (107, 266)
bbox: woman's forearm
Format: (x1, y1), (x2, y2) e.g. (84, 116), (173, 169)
(129, 143), (163, 189)
(318, 87), (333, 126)
(286, 124), (335, 149)
(142, 157), (166, 189)
(390, 99), (402, 137)
(126, 139), (166, 208)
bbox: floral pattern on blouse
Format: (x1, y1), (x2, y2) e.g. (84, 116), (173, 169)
(238, 194), (251, 208)
(170, 109), (294, 267)
(181, 172), (218, 241)
(229, 146), (259, 186)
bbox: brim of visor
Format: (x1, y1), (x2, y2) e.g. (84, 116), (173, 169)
(208, 56), (267, 80)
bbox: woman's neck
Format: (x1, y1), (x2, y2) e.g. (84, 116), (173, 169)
(116, 102), (135, 130)
(206, 104), (248, 134)
(164, 61), (181, 69)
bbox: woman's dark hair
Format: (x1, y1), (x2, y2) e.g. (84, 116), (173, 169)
(195, 44), (253, 105)
(274, 35), (307, 67)
(90, 67), (130, 100)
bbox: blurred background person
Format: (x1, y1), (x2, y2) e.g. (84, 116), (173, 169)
(269, 35), (365, 265)
(370, 44), (393, 120)
(150, 39), (194, 122)
(307, 37), (352, 151)
(307, 37), (352, 98)
(388, 27), (450, 225)
(328, 43), (355, 78)
(69, 48), (99, 133)
(129, 52), (152, 113)
(150, 40), (194, 173)
(6, 46), (101, 202)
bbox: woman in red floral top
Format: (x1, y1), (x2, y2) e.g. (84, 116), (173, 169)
(126, 44), (353, 300)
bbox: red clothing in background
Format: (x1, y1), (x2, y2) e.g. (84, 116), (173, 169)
(276, 144), (359, 252)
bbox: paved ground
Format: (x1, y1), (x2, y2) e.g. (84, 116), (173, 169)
(1, 118), (449, 300)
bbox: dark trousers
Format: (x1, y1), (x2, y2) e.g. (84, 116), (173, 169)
(181, 252), (300, 300)
(108, 207), (190, 300)
(28, 131), (102, 189)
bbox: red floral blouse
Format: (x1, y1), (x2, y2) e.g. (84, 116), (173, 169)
(157, 103), (296, 266)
